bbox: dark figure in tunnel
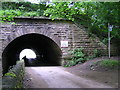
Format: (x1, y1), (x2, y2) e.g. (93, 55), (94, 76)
(22, 56), (29, 66)
(22, 54), (47, 66)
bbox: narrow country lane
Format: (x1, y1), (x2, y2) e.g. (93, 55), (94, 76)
(24, 67), (113, 88)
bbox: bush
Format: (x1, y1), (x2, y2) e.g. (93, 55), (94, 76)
(0, 10), (23, 21)
(93, 49), (102, 57)
(64, 48), (86, 67)
(63, 48), (104, 67)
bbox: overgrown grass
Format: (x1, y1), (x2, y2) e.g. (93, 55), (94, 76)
(99, 59), (120, 68)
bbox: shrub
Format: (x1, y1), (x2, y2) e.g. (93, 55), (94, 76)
(93, 49), (102, 57)
(64, 48), (86, 67)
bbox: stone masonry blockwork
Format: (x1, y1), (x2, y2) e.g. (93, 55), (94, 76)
(0, 17), (110, 65)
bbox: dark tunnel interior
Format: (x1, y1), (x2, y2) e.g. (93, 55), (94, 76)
(2, 33), (62, 74)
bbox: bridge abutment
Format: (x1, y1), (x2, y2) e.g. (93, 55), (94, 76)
(1, 17), (117, 74)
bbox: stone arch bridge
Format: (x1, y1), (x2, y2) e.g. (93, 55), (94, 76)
(0, 17), (107, 74)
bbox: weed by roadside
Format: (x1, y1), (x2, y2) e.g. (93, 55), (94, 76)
(64, 48), (102, 67)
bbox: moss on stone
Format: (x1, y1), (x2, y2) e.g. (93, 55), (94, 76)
(5, 72), (17, 78)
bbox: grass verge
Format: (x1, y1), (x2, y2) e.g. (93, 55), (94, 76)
(99, 59), (120, 68)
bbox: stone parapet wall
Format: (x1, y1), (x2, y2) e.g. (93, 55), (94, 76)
(2, 60), (25, 88)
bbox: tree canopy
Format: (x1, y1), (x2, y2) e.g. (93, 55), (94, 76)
(0, 2), (47, 21)
(44, 2), (120, 42)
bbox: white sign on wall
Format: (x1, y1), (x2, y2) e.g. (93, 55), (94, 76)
(61, 41), (68, 47)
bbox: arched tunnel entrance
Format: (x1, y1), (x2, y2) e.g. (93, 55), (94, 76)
(2, 33), (62, 74)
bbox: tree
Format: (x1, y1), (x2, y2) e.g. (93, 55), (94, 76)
(44, 2), (120, 42)
(0, 2), (47, 21)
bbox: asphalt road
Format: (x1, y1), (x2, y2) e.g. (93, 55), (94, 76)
(24, 66), (113, 88)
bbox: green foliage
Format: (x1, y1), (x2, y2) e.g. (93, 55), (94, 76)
(100, 59), (120, 68)
(93, 49), (102, 57)
(0, 10), (22, 21)
(72, 48), (85, 61)
(64, 60), (76, 67)
(64, 48), (103, 67)
(23, 11), (39, 16)
(87, 49), (104, 61)
(2, 2), (47, 12)
(64, 48), (86, 67)
(5, 72), (17, 78)
(0, 2), (47, 22)
(44, 2), (120, 43)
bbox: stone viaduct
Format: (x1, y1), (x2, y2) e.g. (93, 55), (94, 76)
(0, 17), (108, 74)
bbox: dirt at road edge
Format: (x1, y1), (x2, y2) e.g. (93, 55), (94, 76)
(64, 56), (119, 88)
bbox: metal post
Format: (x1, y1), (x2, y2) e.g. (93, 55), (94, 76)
(108, 24), (110, 59)
(108, 24), (113, 59)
